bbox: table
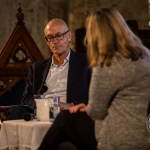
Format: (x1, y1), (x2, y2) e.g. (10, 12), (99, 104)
(0, 119), (52, 150)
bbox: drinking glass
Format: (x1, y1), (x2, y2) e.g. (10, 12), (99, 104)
(49, 96), (60, 120)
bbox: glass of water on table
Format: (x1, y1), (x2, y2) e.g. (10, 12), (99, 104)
(49, 96), (60, 122)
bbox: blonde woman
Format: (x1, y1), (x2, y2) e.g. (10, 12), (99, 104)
(39, 8), (150, 150)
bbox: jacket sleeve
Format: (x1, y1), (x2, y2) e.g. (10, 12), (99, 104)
(20, 65), (36, 109)
(86, 64), (124, 120)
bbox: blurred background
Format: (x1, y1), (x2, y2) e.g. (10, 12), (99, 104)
(0, 0), (149, 58)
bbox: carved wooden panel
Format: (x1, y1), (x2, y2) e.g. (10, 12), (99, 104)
(0, 4), (44, 96)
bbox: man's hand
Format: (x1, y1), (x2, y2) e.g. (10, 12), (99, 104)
(59, 102), (73, 111)
(69, 103), (87, 113)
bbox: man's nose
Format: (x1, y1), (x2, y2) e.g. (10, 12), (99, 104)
(52, 37), (58, 43)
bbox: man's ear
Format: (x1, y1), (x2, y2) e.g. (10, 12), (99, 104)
(68, 31), (72, 41)
(46, 41), (50, 46)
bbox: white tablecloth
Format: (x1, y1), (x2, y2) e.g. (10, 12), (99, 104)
(0, 119), (52, 150)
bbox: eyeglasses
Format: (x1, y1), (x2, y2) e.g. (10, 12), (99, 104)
(44, 30), (69, 42)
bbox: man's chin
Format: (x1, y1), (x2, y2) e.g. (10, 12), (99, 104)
(53, 51), (65, 56)
(52, 50), (61, 54)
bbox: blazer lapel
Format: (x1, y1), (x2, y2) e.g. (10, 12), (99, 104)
(67, 50), (80, 99)
(37, 58), (52, 94)
(41, 58), (52, 83)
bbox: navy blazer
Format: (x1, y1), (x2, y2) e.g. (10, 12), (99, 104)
(21, 50), (91, 109)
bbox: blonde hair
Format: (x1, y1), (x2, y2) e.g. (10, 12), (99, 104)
(85, 8), (144, 67)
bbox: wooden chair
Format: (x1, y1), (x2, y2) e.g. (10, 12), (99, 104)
(0, 4), (44, 121)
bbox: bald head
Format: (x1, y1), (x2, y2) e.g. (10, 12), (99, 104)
(44, 19), (69, 35)
(43, 18), (71, 57)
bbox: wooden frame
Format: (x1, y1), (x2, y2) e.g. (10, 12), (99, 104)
(0, 4), (44, 97)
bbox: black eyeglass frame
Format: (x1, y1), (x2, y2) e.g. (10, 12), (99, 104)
(44, 30), (69, 42)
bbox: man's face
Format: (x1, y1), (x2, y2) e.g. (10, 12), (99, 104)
(44, 24), (71, 56)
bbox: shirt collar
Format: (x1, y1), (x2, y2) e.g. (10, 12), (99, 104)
(51, 50), (70, 67)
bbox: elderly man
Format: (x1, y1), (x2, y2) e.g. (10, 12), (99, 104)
(7, 18), (91, 120)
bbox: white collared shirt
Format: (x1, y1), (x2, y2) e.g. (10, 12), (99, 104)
(44, 51), (70, 103)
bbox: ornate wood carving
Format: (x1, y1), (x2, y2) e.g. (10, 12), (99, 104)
(0, 4), (44, 96)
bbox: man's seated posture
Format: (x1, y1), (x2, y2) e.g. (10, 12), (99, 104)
(7, 18), (91, 120)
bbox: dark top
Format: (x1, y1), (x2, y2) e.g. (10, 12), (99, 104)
(21, 50), (91, 109)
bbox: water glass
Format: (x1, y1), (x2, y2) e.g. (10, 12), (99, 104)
(49, 96), (60, 119)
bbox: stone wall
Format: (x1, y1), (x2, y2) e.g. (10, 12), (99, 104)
(0, 0), (149, 58)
